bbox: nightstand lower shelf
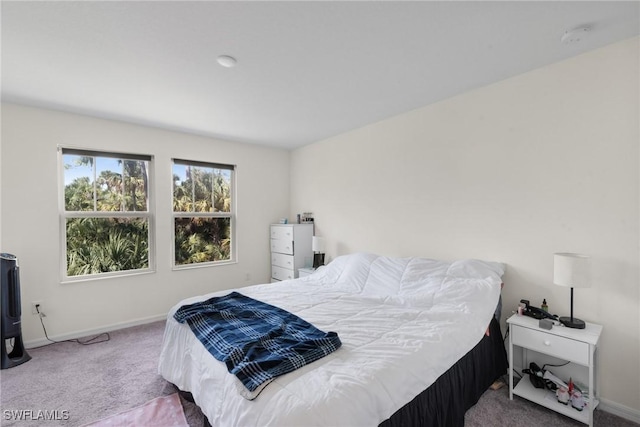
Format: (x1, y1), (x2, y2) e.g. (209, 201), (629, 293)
(513, 375), (599, 424)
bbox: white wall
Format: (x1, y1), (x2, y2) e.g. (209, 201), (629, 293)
(1, 104), (290, 344)
(291, 37), (639, 415)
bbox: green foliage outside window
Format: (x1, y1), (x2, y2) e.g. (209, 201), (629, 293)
(174, 217), (230, 265)
(66, 217), (148, 276)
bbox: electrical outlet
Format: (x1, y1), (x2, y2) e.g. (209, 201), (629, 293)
(31, 301), (43, 315)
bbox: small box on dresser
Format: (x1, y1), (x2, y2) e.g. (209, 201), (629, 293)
(270, 223), (313, 282)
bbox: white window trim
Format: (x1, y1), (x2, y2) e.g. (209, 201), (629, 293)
(58, 146), (156, 283)
(171, 159), (237, 270)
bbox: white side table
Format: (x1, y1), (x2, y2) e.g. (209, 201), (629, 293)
(298, 268), (315, 278)
(508, 314), (602, 426)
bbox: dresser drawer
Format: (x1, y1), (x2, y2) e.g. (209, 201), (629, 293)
(512, 325), (589, 365)
(271, 253), (294, 269)
(272, 265), (295, 281)
(271, 238), (294, 255)
(271, 226), (293, 240)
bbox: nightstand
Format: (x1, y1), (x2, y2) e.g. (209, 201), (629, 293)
(297, 268), (315, 278)
(508, 314), (602, 427)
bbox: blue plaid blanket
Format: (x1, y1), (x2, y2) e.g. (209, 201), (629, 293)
(174, 292), (342, 396)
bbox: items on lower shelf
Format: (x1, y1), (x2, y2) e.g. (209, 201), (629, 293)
(521, 363), (589, 411)
(513, 375), (596, 424)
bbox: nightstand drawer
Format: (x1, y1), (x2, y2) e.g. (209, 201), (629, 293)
(272, 265), (295, 281)
(271, 253), (294, 269)
(512, 325), (589, 365)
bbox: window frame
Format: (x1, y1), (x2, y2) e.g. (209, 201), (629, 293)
(171, 158), (236, 270)
(58, 146), (156, 283)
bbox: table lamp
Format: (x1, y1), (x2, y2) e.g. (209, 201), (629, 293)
(312, 236), (325, 269)
(553, 252), (590, 329)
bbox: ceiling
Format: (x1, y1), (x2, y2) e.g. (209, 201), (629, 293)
(2, 1), (639, 149)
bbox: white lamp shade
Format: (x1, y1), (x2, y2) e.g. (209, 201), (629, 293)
(312, 236), (325, 252)
(553, 253), (590, 288)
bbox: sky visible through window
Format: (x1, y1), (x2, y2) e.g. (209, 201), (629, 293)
(63, 154), (122, 186)
(173, 163), (187, 185)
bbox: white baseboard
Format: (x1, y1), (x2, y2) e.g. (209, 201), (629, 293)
(599, 398), (640, 424)
(25, 313), (167, 349)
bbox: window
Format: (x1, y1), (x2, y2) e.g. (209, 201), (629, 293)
(172, 159), (235, 267)
(60, 148), (153, 280)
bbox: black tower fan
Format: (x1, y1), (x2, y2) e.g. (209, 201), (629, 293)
(1, 253), (31, 369)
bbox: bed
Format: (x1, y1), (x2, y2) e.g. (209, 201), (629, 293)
(158, 252), (508, 426)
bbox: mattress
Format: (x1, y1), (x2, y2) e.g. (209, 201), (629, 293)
(158, 252), (505, 426)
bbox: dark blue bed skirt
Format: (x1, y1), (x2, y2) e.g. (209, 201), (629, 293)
(379, 317), (508, 427)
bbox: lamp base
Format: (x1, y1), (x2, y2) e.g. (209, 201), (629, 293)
(312, 253), (325, 269)
(559, 316), (586, 329)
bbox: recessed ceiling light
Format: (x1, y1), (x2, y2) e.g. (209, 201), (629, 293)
(561, 27), (590, 44)
(217, 55), (237, 68)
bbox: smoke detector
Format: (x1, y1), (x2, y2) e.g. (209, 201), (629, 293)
(217, 55), (237, 68)
(561, 27), (590, 44)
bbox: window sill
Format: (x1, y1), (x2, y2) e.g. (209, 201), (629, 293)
(172, 259), (237, 272)
(61, 268), (156, 284)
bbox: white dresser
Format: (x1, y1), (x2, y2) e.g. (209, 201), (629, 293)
(270, 223), (313, 282)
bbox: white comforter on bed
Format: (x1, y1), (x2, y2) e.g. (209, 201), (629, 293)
(158, 252), (504, 426)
